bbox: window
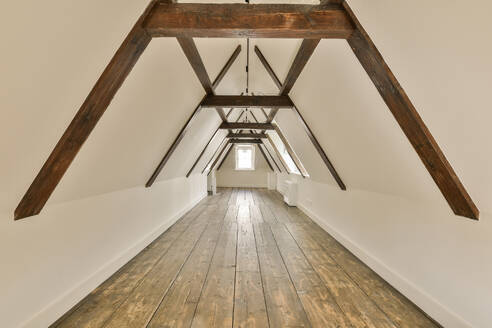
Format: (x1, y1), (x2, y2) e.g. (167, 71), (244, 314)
(235, 145), (255, 170)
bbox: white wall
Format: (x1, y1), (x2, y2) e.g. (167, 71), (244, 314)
(267, 0), (492, 327)
(277, 174), (492, 327)
(0, 175), (207, 328)
(0, 1), (237, 327)
(216, 145), (270, 188)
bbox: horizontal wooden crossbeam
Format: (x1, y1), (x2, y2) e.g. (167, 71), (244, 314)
(201, 95), (293, 109)
(220, 123), (275, 130)
(227, 133), (267, 139)
(144, 3), (355, 39)
(230, 139), (263, 144)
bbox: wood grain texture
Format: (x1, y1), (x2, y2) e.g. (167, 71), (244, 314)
(343, 2), (478, 220)
(53, 188), (441, 328)
(255, 45), (345, 187)
(148, 44), (241, 185)
(201, 95), (293, 109)
(145, 3), (355, 39)
(290, 100), (346, 189)
(146, 97), (204, 187)
(14, 1), (157, 220)
(191, 206), (238, 328)
(227, 133), (268, 139)
(280, 39), (320, 95)
(220, 123), (274, 130)
(177, 37), (213, 94)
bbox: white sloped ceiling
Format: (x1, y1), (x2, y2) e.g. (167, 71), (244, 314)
(2, 0), (491, 216)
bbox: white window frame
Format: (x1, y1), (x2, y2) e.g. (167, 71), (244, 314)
(235, 145), (255, 171)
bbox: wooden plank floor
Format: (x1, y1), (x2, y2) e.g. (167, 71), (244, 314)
(52, 188), (441, 328)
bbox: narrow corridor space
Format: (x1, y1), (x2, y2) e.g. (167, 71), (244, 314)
(53, 188), (439, 328)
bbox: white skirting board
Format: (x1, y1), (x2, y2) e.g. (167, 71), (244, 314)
(20, 191), (208, 328)
(296, 202), (473, 328)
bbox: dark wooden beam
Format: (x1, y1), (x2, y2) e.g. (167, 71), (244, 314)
(177, 37), (213, 94)
(220, 123), (275, 130)
(145, 3), (355, 39)
(201, 95), (293, 109)
(262, 142), (282, 172)
(255, 45), (346, 189)
(215, 108), (228, 122)
(343, 2), (478, 220)
(202, 139), (227, 174)
(147, 46), (241, 186)
(254, 46), (282, 90)
(273, 123), (308, 178)
(230, 139), (263, 144)
(266, 134), (290, 174)
(291, 99), (346, 190)
(257, 143), (275, 172)
(217, 145), (234, 171)
(207, 141), (231, 175)
(248, 110), (282, 173)
(146, 97), (204, 187)
(227, 133), (267, 139)
(14, 1), (158, 220)
(280, 39), (320, 95)
(212, 45), (241, 89)
(186, 128), (219, 178)
(198, 110), (246, 175)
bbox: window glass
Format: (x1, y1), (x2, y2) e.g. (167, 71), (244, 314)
(235, 145), (255, 170)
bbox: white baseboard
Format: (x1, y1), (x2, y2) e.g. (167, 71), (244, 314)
(21, 192), (208, 328)
(297, 202), (472, 328)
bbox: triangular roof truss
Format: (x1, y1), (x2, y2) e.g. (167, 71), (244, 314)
(14, 0), (479, 220)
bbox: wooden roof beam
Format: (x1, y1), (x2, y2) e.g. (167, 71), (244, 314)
(227, 133), (267, 139)
(146, 45), (241, 187)
(201, 95), (293, 109)
(343, 2), (478, 219)
(144, 3), (355, 39)
(255, 45), (346, 190)
(230, 139), (263, 144)
(220, 123), (275, 130)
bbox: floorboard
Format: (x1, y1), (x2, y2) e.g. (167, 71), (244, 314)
(52, 188), (440, 328)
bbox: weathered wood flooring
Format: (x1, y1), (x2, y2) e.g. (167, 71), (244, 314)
(52, 188), (440, 328)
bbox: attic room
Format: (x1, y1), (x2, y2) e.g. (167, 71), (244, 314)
(1, 0), (491, 327)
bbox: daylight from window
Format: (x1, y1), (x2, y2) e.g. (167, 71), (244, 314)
(269, 133), (301, 174)
(235, 145), (255, 170)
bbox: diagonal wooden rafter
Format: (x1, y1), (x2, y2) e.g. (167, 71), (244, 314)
(15, 0), (478, 220)
(14, 0), (160, 220)
(257, 142), (275, 172)
(207, 140), (231, 176)
(216, 145), (234, 171)
(217, 141), (274, 172)
(146, 45), (242, 187)
(255, 45), (346, 190)
(342, 2), (478, 219)
(266, 134), (291, 174)
(273, 123), (308, 178)
(199, 110), (246, 175)
(249, 110), (283, 173)
(262, 38), (320, 122)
